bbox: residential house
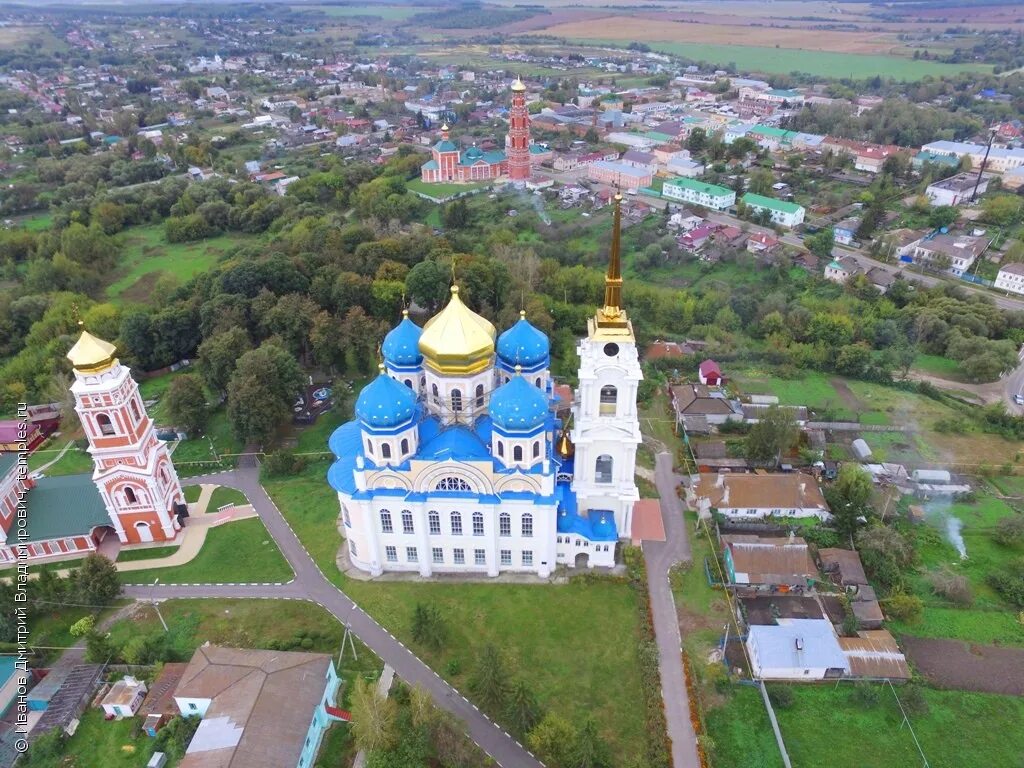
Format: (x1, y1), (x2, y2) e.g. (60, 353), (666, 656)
(864, 267), (898, 294)
(665, 157), (705, 177)
(620, 149), (656, 169)
(680, 224), (715, 253)
(662, 177), (735, 210)
(833, 217), (860, 245)
(173, 645), (344, 768)
(854, 146), (902, 174)
(926, 172), (994, 206)
(912, 233), (987, 277)
(746, 232), (779, 255)
(824, 255), (863, 284)
(698, 359), (722, 385)
(720, 534), (817, 588)
(669, 384), (743, 433)
(746, 619), (849, 680)
(741, 193), (805, 228)
(644, 339), (707, 361)
(818, 548), (868, 586)
(668, 211), (704, 231)
(879, 228), (926, 260)
(995, 262), (1024, 295)
(920, 140), (1024, 174)
(690, 473), (830, 520)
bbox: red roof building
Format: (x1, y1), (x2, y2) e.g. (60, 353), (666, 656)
(698, 359), (722, 386)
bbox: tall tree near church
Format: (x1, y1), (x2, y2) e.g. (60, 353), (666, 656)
(350, 676), (397, 754)
(469, 643), (510, 715)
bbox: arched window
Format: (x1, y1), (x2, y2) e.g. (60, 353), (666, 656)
(472, 512), (484, 536)
(420, 375), (426, 388)
(130, 400), (140, 422)
(450, 512), (463, 535)
(535, 377), (541, 387)
(381, 443), (392, 459)
(432, 383), (439, 403)
(400, 438), (409, 455)
(380, 510), (393, 533)
(125, 487), (137, 504)
(513, 445), (523, 461)
(342, 506), (351, 526)
(404, 379), (413, 389)
(595, 455), (613, 483)
(522, 513), (533, 538)
(475, 383), (485, 408)
(428, 510), (441, 535)
(366, 440), (374, 455)
(532, 441), (540, 458)
(435, 477), (472, 492)
(499, 512), (511, 537)
(97, 413), (115, 436)
(159, 467), (169, 485)
(451, 389), (462, 413)
(401, 510), (414, 534)
(497, 442), (504, 457)
(599, 385), (617, 415)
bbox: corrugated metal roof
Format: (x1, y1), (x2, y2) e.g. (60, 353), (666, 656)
(24, 473), (110, 543)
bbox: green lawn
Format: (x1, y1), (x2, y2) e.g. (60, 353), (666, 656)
(108, 225), (257, 304)
(172, 410), (244, 474)
(21, 212), (53, 232)
(120, 518), (293, 584)
(705, 685), (784, 768)
(116, 545), (180, 563)
(27, 442), (93, 477)
(206, 486), (249, 510)
(405, 178), (488, 201)
(297, 4), (427, 20)
(59, 708), (160, 768)
(890, 606), (1024, 646)
(731, 368), (841, 411)
(913, 353), (965, 381)
(574, 39), (991, 80)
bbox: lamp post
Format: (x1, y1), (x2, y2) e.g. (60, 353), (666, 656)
(970, 126), (997, 204)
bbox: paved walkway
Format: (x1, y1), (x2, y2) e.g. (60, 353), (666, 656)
(28, 439), (73, 478)
(644, 450), (701, 768)
(123, 468), (543, 768)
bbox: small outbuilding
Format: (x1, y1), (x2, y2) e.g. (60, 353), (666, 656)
(100, 676), (147, 719)
(851, 439), (872, 460)
(912, 469), (951, 484)
(698, 359), (722, 386)
(746, 618), (850, 680)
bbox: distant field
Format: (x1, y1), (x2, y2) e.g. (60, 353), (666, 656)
(0, 25), (66, 53)
(108, 225), (255, 304)
(567, 39), (991, 79)
(293, 4), (428, 20)
(406, 177), (488, 200)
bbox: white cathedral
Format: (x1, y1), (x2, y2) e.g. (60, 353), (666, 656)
(328, 195), (641, 577)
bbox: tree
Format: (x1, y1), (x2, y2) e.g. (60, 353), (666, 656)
(469, 643), (509, 715)
(410, 603), (447, 650)
(745, 406), (798, 466)
(686, 128), (707, 154)
(825, 464), (873, 540)
(350, 676), (397, 753)
(226, 342), (303, 444)
(505, 679), (542, 737)
(197, 328), (251, 397)
(994, 515), (1024, 547)
(406, 259), (451, 313)
(570, 717), (613, 768)
(748, 168), (774, 196)
(805, 227), (834, 261)
(857, 525), (913, 591)
(927, 206), (958, 230)
(164, 374), (208, 435)
(71, 553), (120, 605)
(527, 712), (577, 768)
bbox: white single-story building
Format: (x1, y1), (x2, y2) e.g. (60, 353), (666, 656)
(746, 619), (850, 680)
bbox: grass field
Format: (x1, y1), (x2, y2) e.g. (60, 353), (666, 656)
(27, 442), (93, 477)
(120, 518), (293, 584)
(913, 353), (965, 381)
(108, 225), (256, 304)
(265, 461), (648, 761)
(405, 178), (489, 201)
(295, 4), (427, 20)
(59, 708), (161, 768)
(20, 212), (54, 232)
(732, 368), (842, 410)
(570, 38), (991, 79)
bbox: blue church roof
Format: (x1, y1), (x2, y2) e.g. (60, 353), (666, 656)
(382, 312), (423, 367)
(497, 312), (550, 370)
(489, 375), (548, 432)
(555, 482), (617, 541)
(419, 425), (491, 461)
(327, 421), (362, 495)
(355, 370), (416, 429)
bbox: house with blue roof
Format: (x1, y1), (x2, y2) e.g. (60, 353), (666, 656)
(328, 195), (643, 577)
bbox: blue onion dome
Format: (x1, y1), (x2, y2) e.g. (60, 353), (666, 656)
(489, 369), (548, 432)
(464, 145), (483, 162)
(355, 365), (417, 429)
(497, 311), (550, 369)
(382, 310), (423, 367)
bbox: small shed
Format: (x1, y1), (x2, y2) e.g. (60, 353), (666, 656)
(851, 439), (872, 460)
(143, 713), (165, 738)
(912, 469), (951, 484)
(147, 753), (167, 768)
(698, 359), (722, 386)
(100, 676), (147, 719)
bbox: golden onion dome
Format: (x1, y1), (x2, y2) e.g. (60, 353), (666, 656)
(67, 330), (118, 374)
(418, 286), (496, 375)
(511, 78), (526, 93)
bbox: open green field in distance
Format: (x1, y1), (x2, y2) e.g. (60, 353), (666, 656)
(574, 39), (992, 80)
(294, 4), (428, 20)
(108, 225), (257, 304)
(405, 178), (489, 201)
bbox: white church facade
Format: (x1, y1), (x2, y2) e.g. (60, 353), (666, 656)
(328, 195), (641, 577)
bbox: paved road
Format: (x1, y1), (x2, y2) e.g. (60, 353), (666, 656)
(643, 450), (701, 768)
(1004, 344), (1024, 415)
(126, 468), (542, 768)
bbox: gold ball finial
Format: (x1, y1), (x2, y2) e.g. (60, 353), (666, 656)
(378, 362), (386, 374)
(614, 192), (623, 202)
(402, 308), (409, 318)
(519, 309), (526, 319)
(451, 285), (459, 295)
(514, 364), (522, 374)
(441, 122), (450, 132)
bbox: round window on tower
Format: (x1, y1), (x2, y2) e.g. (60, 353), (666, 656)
(603, 343), (619, 357)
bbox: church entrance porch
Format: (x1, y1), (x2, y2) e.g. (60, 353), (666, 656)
(574, 552), (590, 569)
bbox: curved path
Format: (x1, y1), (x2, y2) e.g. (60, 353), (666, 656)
(644, 449), (701, 768)
(126, 467), (542, 768)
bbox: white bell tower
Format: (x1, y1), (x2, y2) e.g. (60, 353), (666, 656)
(570, 194), (642, 537)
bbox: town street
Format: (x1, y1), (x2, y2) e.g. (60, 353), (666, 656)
(124, 467), (544, 768)
(644, 449), (701, 768)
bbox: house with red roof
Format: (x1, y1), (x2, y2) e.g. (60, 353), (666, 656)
(699, 359), (722, 386)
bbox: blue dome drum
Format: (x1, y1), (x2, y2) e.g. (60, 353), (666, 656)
(355, 366), (417, 430)
(382, 310), (423, 370)
(488, 371), (548, 433)
(496, 311), (550, 374)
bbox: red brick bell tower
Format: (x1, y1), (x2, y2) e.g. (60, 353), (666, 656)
(506, 78), (531, 184)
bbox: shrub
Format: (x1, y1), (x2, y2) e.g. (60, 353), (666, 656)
(768, 684), (795, 709)
(927, 567), (973, 606)
(900, 684), (929, 717)
(882, 592), (923, 621)
(262, 449), (307, 477)
(69, 615), (95, 638)
(851, 681), (881, 708)
(994, 515), (1024, 547)
(444, 657), (462, 677)
(987, 558), (1024, 607)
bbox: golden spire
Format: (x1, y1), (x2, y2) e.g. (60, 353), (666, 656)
(596, 193), (627, 329)
(557, 414), (575, 458)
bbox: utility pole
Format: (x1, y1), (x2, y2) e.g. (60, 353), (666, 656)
(152, 578), (168, 632)
(970, 127), (996, 204)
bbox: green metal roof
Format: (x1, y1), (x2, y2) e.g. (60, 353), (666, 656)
(421, 159), (438, 170)
(664, 177), (733, 197)
(23, 473), (109, 543)
(643, 131), (674, 143)
(742, 193), (803, 215)
(433, 140), (458, 153)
